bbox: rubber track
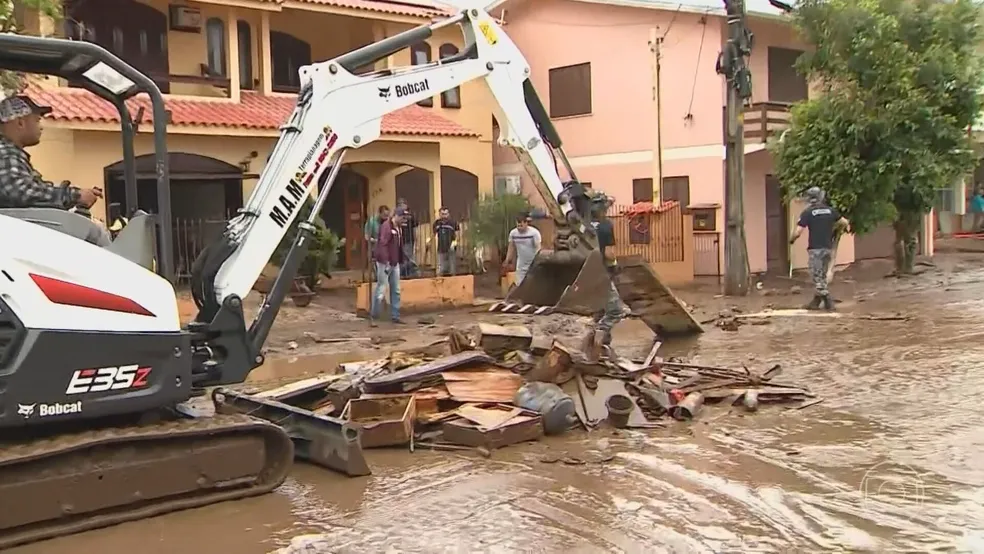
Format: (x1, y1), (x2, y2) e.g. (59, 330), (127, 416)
(0, 413), (294, 550)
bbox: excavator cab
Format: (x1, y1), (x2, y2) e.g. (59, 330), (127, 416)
(0, 34), (174, 280)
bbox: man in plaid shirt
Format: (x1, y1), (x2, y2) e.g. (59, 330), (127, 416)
(0, 95), (109, 245)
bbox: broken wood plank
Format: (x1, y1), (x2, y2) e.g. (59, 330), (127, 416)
(363, 350), (494, 393)
(441, 369), (523, 403)
(253, 373), (347, 400)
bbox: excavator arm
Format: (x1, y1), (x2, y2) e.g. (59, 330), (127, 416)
(188, 3), (601, 385)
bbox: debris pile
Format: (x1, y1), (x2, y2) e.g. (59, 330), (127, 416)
(223, 322), (818, 475)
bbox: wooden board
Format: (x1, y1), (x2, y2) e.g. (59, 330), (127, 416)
(356, 274), (475, 313)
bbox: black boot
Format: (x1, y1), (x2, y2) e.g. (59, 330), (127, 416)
(804, 295), (822, 310)
(822, 294), (835, 311)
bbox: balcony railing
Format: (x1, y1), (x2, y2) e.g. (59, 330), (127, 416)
(742, 102), (792, 143)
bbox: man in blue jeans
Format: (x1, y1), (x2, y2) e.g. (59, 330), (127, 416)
(370, 208), (406, 326)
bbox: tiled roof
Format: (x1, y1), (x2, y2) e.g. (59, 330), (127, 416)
(24, 84), (478, 137)
(272, 0), (450, 18)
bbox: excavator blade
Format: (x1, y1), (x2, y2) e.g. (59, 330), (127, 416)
(503, 251), (703, 337)
(504, 249), (608, 315)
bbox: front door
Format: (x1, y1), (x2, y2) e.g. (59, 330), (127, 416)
(765, 175), (789, 273)
(343, 172), (368, 270)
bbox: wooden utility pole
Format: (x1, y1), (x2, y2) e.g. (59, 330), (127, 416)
(719, 0), (752, 296)
(649, 28), (664, 203)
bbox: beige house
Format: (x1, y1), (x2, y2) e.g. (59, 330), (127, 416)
(15, 0), (494, 278)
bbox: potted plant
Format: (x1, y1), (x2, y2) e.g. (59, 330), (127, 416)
(268, 199), (345, 306)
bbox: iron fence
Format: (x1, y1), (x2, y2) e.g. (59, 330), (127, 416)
(693, 231), (722, 277)
(169, 203), (689, 286)
(536, 203), (686, 264)
(173, 217), (228, 284)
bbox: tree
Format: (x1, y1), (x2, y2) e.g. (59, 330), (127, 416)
(772, 0), (984, 273)
(0, 0), (66, 94)
(466, 192), (531, 264)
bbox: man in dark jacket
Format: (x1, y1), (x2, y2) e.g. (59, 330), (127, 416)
(371, 208), (406, 325)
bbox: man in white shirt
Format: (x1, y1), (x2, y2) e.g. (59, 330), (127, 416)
(503, 212), (542, 285)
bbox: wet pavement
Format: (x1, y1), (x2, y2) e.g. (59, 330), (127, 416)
(12, 260), (984, 553)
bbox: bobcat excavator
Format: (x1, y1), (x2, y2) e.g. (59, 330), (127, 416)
(0, 0), (697, 549)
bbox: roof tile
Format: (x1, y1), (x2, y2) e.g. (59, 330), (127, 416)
(24, 84), (478, 137)
(288, 0), (450, 18)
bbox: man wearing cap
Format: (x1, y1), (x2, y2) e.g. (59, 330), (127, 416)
(0, 95), (108, 245)
(789, 186), (850, 310)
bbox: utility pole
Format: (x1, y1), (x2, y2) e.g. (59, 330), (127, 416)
(717, 0), (753, 296)
(649, 28), (664, 203)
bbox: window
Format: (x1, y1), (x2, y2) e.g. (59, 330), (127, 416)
(439, 43), (461, 109)
(205, 18), (226, 77)
(662, 176), (691, 207)
(548, 62), (591, 118)
(67, 0), (170, 92)
(632, 178), (654, 203)
(271, 31), (311, 92)
(411, 42), (433, 107)
(237, 21), (253, 89)
(767, 47), (808, 103)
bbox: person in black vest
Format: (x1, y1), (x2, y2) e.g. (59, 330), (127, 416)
(789, 186), (850, 310)
(432, 206), (459, 276)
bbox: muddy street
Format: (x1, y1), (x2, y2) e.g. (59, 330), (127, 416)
(12, 259), (984, 553)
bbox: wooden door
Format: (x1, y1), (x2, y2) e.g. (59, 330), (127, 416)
(342, 171), (368, 270)
(765, 175), (789, 273)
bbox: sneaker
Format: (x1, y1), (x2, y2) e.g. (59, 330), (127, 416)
(391, 318), (405, 324)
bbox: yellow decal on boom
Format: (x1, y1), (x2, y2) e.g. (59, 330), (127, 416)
(479, 22), (498, 46)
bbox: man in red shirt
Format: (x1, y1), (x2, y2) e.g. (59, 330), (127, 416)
(371, 208), (406, 325)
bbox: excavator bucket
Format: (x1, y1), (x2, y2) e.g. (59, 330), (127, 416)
(497, 251), (703, 337)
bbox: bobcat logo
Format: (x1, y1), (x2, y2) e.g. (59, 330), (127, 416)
(17, 404), (35, 417)
(378, 86), (391, 99)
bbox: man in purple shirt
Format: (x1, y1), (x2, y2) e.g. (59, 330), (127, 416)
(371, 208), (406, 325)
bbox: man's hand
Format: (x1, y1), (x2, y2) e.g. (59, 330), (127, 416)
(78, 187), (103, 208)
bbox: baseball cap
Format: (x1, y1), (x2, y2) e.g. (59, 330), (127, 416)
(394, 208), (408, 216)
(0, 95), (53, 124)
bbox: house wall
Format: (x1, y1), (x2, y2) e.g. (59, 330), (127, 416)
(493, 0), (726, 208)
(32, 127), (489, 225)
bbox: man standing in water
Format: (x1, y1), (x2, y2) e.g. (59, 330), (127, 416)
(503, 212), (541, 287)
(789, 186), (850, 310)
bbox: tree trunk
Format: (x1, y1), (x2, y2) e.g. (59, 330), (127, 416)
(893, 213), (920, 274)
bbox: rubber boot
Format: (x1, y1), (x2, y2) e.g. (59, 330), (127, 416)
(822, 294), (835, 311)
(803, 295), (822, 310)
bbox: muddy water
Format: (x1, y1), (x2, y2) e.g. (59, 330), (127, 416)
(12, 270), (984, 553)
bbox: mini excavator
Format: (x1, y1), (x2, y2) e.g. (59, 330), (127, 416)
(0, 0), (695, 549)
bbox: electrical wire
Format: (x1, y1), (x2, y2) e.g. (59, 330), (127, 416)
(686, 15), (709, 116)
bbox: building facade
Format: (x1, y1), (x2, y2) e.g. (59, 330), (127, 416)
(15, 0), (494, 278)
(491, 0), (926, 275)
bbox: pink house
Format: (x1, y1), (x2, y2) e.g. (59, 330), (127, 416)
(491, 0), (930, 276)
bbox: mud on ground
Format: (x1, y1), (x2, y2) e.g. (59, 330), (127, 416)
(14, 253), (984, 553)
